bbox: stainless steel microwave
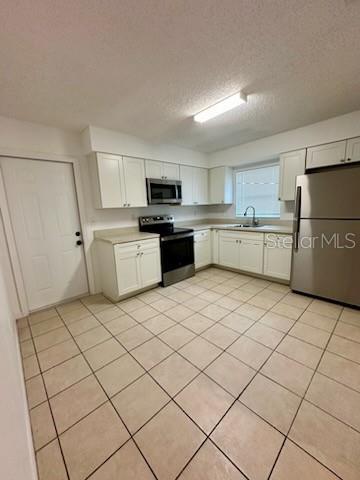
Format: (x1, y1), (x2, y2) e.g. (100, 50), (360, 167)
(146, 178), (182, 205)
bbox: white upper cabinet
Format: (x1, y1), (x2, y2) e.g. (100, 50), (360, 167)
(145, 160), (162, 179)
(91, 153), (147, 208)
(91, 153), (125, 208)
(306, 140), (346, 170)
(145, 160), (180, 180)
(345, 137), (360, 164)
(180, 166), (208, 205)
(209, 166), (233, 204)
(193, 168), (209, 205)
(122, 157), (147, 207)
(278, 149), (306, 201)
(180, 165), (194, 205)
(162, 162), (180, 180)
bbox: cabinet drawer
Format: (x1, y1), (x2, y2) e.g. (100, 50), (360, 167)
(265, 233), (293, 248)
(195, 230), (210, 242)
(114, 243), (139, 257)
(138, 238), (160, 251)
(220, 230), (263, 242)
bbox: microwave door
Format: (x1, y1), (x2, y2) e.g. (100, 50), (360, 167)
(147, 179), (181, 204)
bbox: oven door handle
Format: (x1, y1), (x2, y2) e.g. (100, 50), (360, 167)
(161, 232), (194, 242)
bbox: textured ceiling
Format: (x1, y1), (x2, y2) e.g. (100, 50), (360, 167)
(1, 0), (360, 152)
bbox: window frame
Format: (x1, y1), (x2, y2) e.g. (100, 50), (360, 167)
(234, 162), (281, 218)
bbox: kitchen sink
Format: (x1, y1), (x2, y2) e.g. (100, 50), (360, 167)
(233, 224), (262, 228)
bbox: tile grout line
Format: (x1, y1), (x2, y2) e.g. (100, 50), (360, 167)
(54, 303), (161, 480)
(26, 312), (72, 480)
(265, 305), (344, 480)
(20, 269), (357, 480)
(25, 277), (355, 431)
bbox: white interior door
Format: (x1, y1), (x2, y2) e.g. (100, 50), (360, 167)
(1, 158), (88, 311)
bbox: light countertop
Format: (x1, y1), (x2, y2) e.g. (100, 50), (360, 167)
(94, 228), (159, 245)
(94, 221), (292, 246)
(178, 223), (293, 235)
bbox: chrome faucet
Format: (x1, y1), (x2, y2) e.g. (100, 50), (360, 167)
(243, 206), (259, 226)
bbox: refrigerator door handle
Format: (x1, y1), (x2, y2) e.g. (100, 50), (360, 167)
(294, 185), (301, 251)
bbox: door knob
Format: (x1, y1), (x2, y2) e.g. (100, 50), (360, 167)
(75, 231), (81, 236)
(76, 240), (83, 246)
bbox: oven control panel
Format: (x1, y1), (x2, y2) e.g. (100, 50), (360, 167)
(139, 215), (174, 226)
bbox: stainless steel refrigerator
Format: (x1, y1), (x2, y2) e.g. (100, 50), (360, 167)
(291, 166), (360, 307)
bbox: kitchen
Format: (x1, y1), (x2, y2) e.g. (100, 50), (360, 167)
(1, 2), (360, 480)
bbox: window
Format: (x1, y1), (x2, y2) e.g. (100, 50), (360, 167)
(235, 164), (280, 217)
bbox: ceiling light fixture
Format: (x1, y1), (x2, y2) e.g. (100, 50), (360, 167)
(193, 92), (247, 123)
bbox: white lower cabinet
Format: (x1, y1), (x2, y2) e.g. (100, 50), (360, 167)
(139, 244), (162, 287)
(238, 238), (264, 274)
(194, 230), (211, 269)
(97, 238), (161, 301)
(219, 231), (263, 273)
(218, 230), (290, 278)
(218, 232), (240, 269)
(115, 243), (142, 295)
(263, 234), (292, 280)
(211, 229), (220, 264)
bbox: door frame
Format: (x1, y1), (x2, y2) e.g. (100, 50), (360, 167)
(0, 152), (94, 317)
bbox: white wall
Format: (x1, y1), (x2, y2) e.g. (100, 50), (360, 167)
(82, 125), (208, 167)
(0, 115), (82, 158)
(0, 116), (211, 295)
(0, 261), (37, 480)
(209, 110), (360, 168)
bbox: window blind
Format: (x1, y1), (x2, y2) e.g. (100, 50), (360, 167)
(235, 165), (280, 217)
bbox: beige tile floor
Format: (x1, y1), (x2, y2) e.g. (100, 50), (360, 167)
(18, 267), (360, 480)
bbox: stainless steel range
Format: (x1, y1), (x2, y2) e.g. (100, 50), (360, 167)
(139, 215), (195, 287)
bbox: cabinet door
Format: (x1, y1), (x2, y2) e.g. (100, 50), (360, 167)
(145, 160), (162, 179)
(212, 229), (219, 264)
(209, 167), (233, 204)
(139, 247), (161, 287)
(306, 141), (346, 170)
(180, 165), (194, 205)
(238, 240), (264, 274)
(219, 233), (240, 268)
(263, 234), (292, 280)
(194, 168), (209, 205)
(194, 230), (211, 268)
(279, 149), (306, 201)
(345, 137), (360, 164)
(122, 157), (147, 207)
(115, 244), (141, 296)
(96, 154), (124, 208)
(162, 162), (180, 180)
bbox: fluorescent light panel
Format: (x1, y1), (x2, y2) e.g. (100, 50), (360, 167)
(194, 92), (247, 123)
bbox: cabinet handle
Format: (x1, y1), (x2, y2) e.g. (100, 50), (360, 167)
(347, 158), (351, 162)
(340, 159), (345, 163)
(123, 203), (126, 207)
